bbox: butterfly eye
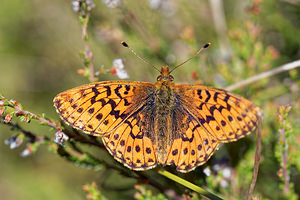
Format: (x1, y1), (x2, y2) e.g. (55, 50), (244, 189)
(157, 75), (162, 81)
(169, 75), (174, 81)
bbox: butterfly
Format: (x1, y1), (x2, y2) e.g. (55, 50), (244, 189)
(53, 44), (262, 173)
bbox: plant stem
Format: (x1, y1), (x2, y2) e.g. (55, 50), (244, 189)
(225, 59), (300, 91)
(81, 13), (95, 82)
(279, 128), (290, 194)
(157, 169), (223, 200)
(247, 115), (262, 200)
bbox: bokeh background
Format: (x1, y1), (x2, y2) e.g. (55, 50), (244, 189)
(0, 0), (300, 199)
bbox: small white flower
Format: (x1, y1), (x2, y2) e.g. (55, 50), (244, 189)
(149, 0), (176, 17)
(212, 163), (221, 171)
(72, 1), (80, 7)
(21, 149), (31, 157)
(222, 167), (232, 179)
(72, 0), (80, 12)
(220, 179), (229, 188)
(54, 131), (69, 146)
(5, 135), (23, 149)
(72, 0), (95, 13)
(203, 167), (211, 176)
(149, 0), (162, 9)
(113, 58), (129, 79)
(102, 0), (120, 8)
(86, 0), (95, 11)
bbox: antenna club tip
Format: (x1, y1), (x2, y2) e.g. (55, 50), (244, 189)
(203, 43), (211, 48)
(121, 41), (129, 47)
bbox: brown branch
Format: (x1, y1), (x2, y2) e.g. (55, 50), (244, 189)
(225, 59), (300, 91)
(247, 114), (262, 200)
(11, 101), (58, 129)
(0, 117), (49, 145)
(3, 97), (104, 148)
(1, 117), (36, 140)
(64, 129), (105, 148)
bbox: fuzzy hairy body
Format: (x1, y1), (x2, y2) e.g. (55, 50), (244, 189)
(154, 77), (175, 163)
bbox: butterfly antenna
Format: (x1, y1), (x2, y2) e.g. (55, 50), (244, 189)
(170, 43), (211, 73)
(121, 41), (160, 72)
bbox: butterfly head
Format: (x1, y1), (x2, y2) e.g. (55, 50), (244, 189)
(157, 66), (174, 82)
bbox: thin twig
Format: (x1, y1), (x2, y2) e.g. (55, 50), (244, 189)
(247, 114), (262, 200)
(5, 100), (58, 129)
(81, 13), (95, 82)
(63, 129), (104, 148)
(279, 128), (290, 194)
(0, 117), (40, 141)
(3, 96), (104, 147)
(16, 109), (58, 129)
(225, 59), (300, 91)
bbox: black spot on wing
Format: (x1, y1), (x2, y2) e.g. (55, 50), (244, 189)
(204, 90), (211, 103)
(114, 85), (123, 99)
(213, 92), (220, 102)
(104, 86), (111, 96)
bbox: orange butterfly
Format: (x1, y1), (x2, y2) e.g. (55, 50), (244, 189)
(54, 43), (261, 173)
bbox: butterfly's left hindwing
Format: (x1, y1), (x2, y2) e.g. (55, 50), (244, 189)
(102, 99), (158, 170)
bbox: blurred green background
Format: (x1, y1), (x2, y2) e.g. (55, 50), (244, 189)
(1, 0), (300, 199)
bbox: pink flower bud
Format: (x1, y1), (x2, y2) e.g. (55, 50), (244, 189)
(4, 113), (11, 123)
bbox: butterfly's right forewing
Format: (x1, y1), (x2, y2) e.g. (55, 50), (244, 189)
(175, 84), (262, 143)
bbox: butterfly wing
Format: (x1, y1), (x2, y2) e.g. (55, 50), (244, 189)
(54, 81), (158, 170)
(175, 84), (262, 143)
(102, 98), (158, 170)
(164, 84), (262, 173)
(164, 103), (220, 172)
(53, 81), (155, 136)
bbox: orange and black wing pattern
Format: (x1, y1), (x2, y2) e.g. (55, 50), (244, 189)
(54, 81), (159, 170)
(102, 100), (158, 170)
(164, 104), (220, 172)
(175, 84), (262, 143)
(162, 84), (262, 173)
(54, 81), (154, 136)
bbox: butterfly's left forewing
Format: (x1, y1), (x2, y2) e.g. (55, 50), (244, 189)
(53, 81), (155, 136)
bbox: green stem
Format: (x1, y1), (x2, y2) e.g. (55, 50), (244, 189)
(156, 169), (223, 200)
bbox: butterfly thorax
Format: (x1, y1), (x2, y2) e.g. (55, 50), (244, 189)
(154, 66), (176, 163)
